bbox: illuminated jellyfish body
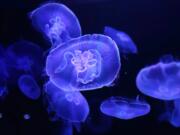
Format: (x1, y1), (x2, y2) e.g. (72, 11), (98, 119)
(44, 81), (89, 122)
(18, 74), (41, 100)
(136, 61), (180, 100)
(30, 2), (82, 47)
(104, 26), (138, 54)
(6, 40), (43, 83)
(46, 34), (120, 91)
(100, 96), (150, 120)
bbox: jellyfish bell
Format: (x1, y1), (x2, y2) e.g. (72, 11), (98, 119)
(104, 26), (138, 54)
(46, 34), (120, 92)
(136, 61), (180, 100)
(44, 81), (89, 122)
(30, 2), (82, 47)
(6, 40), (44, 83)
(100, 96), (150, 120)
(18, 74), (41, 100)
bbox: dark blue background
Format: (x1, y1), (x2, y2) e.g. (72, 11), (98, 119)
(0, 0), (180, 135)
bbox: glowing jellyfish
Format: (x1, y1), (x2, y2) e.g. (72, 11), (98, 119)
(104, 26), (138, 54)
(46, 34), (120, 91)
(24, 114), (31, 120)
(100, 96), (150, 120)
(44, 81), (89, 122)
(136, 61), (180, 100)
(18, 74), (41, 100)
(30, 2), (82, 47)
(6, 40), (44, 83)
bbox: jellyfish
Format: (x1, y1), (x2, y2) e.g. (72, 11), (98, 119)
(5, 40), (44, 84)
(46, 34), (120, 91)
(44, 81), (89, 122)
(104, 26), (138, 54)
(100, 96), (150, 120)
(136, 61), (180, 100)
(18, 74), (41, 100)
(30, 2), (82, 47)
(23, 114), (31, 120)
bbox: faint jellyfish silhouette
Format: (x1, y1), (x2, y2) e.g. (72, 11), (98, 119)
(44, 81), (89, 122)
(104, 26), (138, 54)
(100, 96), (150, 120)
(0, 45), (9, 99)
(0, 113), (2, 119)
(30, 2), (82, 47)
(136, 61), (180, 100)
(6, 40), (44, 84)
(161, 99), (180, 127)
(59, 122), (73, 135)
(159, 99), (180, 127)
(0, 80), (8, 100)
(46, 34), (120, 91)
(23, 114), (31, 120)
(18, 74), (41, 100)
(86, 113), (112, 134)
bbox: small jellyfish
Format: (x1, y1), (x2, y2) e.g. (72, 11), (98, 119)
(44, 81), (89, 122)
(30, 2), (82, 47)
(100, 96), (150, 120)
(104, 26), (138, 54)
(136, 61), (180, 100)
(23, 114), (31, 120)
(18, 74), (41, 100)
(5, 40), (43, 84)
(0, 113), (2, 119)
(46, 34), (120, 91)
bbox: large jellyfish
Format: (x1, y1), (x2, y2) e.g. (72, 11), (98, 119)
(46, 34), (120, 91)
(44, 81), (89, 122)
(18, 74), (41, 100)
(104, 26), (138, 54)
(100, 96), (150, 120)
(5, 40), (44, 84)
(30, 2), (82, 47)
(136, 61), (180, 100)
